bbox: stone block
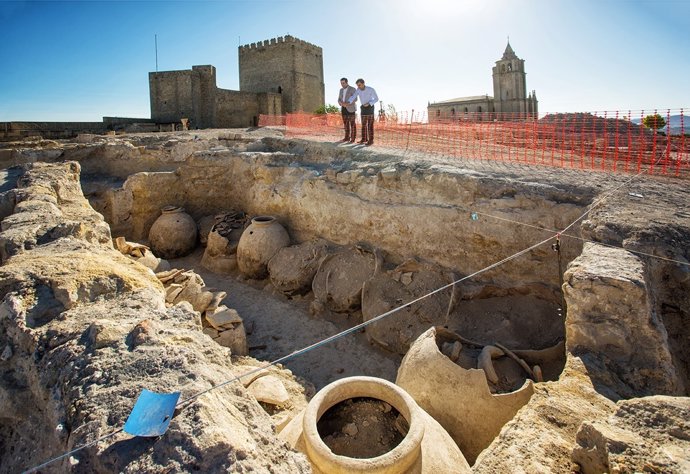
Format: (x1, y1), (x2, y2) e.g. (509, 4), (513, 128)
(206, 306), (243, 330)
(247, 375), (290, 406)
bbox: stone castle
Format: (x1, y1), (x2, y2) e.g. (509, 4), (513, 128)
(149, 35), (325, 128)
(428, 41), (538, 121)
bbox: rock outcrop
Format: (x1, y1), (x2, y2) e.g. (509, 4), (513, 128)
(572, 395), (690, 473)
(472, 356), (616, 473)
(563, 242), (682, 399)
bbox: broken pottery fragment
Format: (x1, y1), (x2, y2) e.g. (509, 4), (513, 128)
(201, 229), (240, 275)
(311, 244), (382, 313)
(114, 236), (169, 272)
(205, 306), (243, 330)
(477, 345), (504, 384)
(247, 375), (290, 406)
(197, 215), (216, 247)
(362, 259), (457, 354)
(214, 323), (248, 356)
(396, 327), (535, 465)
(268, 239), (329, 295)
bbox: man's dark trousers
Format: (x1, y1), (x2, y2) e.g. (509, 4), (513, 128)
(360, 105), (375, 144)
(341, 107), (356, 141)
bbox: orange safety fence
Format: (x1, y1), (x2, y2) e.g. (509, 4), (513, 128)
(259, 109), (689, 178)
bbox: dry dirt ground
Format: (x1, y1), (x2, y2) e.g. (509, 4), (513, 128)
(172, 249), (401, 390)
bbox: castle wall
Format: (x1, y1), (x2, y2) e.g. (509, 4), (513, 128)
(215, 90), (260, 128)
(192, 66), (217, 129)
(292, 43), (325, 113)
(149, 36), (322, 127)
(149, 70), (196, 124)
(257, 92), (282, 117)
(0, 118), (156, 141)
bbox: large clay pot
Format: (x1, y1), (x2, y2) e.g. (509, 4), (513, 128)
(148, 206), (198, 259)
(396, 327), (539, 465)
(236, 216), (289, 279)
(279, 376), (471, 473)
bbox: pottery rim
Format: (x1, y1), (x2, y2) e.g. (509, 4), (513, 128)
(302, 376), (425, 474)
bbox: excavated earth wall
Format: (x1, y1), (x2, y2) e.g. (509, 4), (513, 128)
(89, 137), (591, 304)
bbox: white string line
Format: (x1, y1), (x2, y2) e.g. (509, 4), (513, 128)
(559, 233), (689, 266)
(560, 156), (666, 235)
(376, 174), (689, 267)
(22, 234), (555, 474)
(23, 429), (123, 474)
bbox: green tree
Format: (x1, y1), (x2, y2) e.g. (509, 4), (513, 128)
(315, 104), (339, 114)
(642, 114), (666, 130)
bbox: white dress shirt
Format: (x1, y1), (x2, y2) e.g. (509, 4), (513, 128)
(349, 86), (378, 107)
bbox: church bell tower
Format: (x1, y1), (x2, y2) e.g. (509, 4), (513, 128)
(492, 41), (537, 117)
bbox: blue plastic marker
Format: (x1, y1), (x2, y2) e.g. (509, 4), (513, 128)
(123, 389), (181, 437)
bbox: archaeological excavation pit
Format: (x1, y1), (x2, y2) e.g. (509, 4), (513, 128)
(1, 129), (688, 472)
(77, 131), (579, 387)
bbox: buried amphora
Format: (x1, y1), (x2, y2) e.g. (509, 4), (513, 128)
(236, 216), (289, 279)
(279, 376), (471, 473)
(148, 206), (198, 259)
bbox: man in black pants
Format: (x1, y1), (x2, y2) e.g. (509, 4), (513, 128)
(337, 78), (357, 142)
(349, 78), (379, 146)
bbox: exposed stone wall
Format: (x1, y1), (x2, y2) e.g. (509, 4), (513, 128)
(257, 92), (282, 117)
(149, 65), (283, 128)
(0, 122), (106, 141)
(0, 119), (156, 142)
(239, 35), (324, 113)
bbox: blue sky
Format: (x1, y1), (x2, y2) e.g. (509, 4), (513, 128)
(1, 0), (688, 121)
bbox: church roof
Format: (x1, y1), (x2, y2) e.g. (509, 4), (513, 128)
(502, 41), (518, 60)
(431, 95), (493, 105)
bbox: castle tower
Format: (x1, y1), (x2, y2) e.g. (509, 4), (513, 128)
(149, 65), (218, 128)
(492, 41), (537, 117)
(238, 35), (325, 114)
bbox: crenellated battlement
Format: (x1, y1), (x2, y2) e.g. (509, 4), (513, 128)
(239, 35), (322, 55)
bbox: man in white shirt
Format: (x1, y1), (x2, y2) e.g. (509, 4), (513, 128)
(348, 78), (379, 146)
(337, 77), (357, 143)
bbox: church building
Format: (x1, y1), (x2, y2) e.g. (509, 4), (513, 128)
(428, 41), (538, 121)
